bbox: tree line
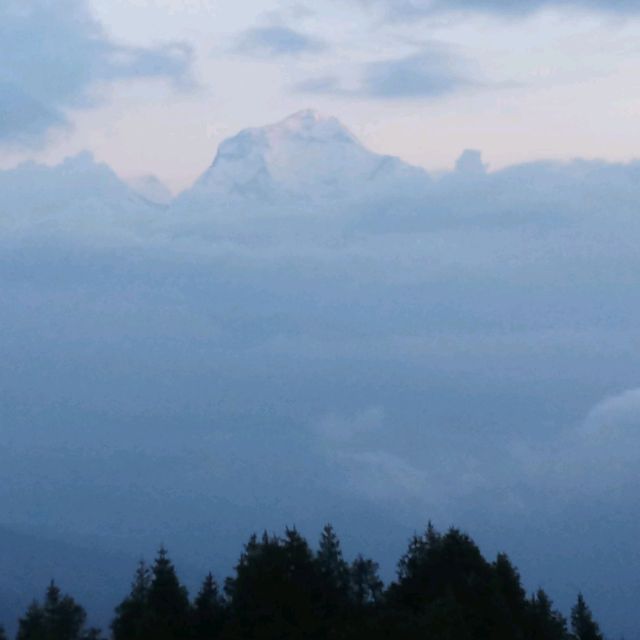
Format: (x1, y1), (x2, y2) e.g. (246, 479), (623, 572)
(1, 524), (605, 640)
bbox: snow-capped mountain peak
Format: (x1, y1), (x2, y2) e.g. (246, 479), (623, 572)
(260, 109), (357, 144)
(180, 110), (430, 210)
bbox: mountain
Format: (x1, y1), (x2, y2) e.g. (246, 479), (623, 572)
(175, 110), (431, 217)
(127, 174), (173, 205)
(0, 152), (159, 239)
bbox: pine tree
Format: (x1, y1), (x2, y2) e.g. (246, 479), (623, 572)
(350, 555), (383, 608)
(316, 524), (351, 620)
(113, 550), (190, 640)
(111, 561), (151, 640)
(192, 573), (225, 640)
(17, 602), (46, 640)
(17, 581), (87, 640)
(493, 553), (528, 637)
(395, 521), (441, 591)
(45, 581), (86, 640)
(317, 525), (350, 591)
(145, 547), (190, 640)
(528, 589), (568, 640)
(571, 594), (604, 640)
(225, 529), (325, 638)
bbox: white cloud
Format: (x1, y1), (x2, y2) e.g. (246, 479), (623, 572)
(234, 25), (327, 57)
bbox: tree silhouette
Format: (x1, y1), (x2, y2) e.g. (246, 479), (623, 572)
(111, 561), (151, 640)
(112, 549), (190, 640)
(145, 547), (190, 640)
(493, 553), (528, 639)
(571, 593), (604, 640)
(9, 523), (607, 640)
(16, 602), (46, 640)
(17, 581), (88, 640)
(527, 589), (568, 640)
(315, 524), (352, 635)
(225, 528), (325, 639)
(317, 524), (350, 599)
(191, 572), (225, 640)
(350, 555), (383, 608)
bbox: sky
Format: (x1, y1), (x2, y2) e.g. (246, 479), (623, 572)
(3, 1), (640, 638)
(3, 0), (640, 191)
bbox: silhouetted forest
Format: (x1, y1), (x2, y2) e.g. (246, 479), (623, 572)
(3, 524), (605, 640)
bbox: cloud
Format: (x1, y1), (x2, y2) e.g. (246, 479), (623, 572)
(576, 389), (640, 486)
(361, 50), (469, 98)
(293, 76), (343, 94)
(312, 409), (428, 503)
(510, 387), (640, 505)
(361, 0), (640, 19)
(0, 83), (68, 144)
(297, 47), (469, 99)
(337, 450), (429, 503)
(0, 0), (193, 147)
(583, 387), (640, 430)
(234, 26), (326, 57)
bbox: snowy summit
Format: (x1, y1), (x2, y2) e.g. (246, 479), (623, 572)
(178, 110), (430, 210)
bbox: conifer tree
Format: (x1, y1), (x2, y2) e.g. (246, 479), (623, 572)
(16, 601), (46, 640)
(494, 554), (527, 608)
(226, 529), (325, 638)
(494, 552), (528, 636)
(571, 594), (604, 640)
(528, 589), (569, 640)
(317, 524), (350, 591)
(396, 522), (441, 590)
(146, 547), (190, 640)
(192, 573), (225, 640)
(111, 561), (151, 640)
(44, 582), (86, 640)
(17, 581), (87, 640)
(316, 524), (351, 618)
(350, 555), (383, 608)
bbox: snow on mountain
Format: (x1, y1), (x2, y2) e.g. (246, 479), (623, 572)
(176, 110), (431, 215)
(0, 112), (433, 242)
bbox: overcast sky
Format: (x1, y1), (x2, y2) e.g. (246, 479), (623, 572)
(3, 0), (640, 191)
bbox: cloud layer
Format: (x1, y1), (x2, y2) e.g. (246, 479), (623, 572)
(363, 0), (640, 19)
(0, 0), (192, 146)
(362, 49), (470, 98)
(3, 123), (640, 637)
(296, 47), (470, 99)
(235, 25), (326, 56)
